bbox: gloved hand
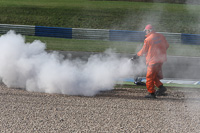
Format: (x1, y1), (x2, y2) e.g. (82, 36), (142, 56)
(130, 54), (139, 61)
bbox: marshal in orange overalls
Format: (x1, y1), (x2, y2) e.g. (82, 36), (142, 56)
(137, 31), (169, 93)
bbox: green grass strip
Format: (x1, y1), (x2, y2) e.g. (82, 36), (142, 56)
(117, 81), (200, 89)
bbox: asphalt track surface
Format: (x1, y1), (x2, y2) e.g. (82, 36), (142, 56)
(1, 82), (200, 133)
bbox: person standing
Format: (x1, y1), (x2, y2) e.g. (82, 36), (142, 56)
(132, 24), (169, 98)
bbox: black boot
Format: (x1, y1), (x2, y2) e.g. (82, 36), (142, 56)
(156, 85), (167, 96)
(145, 93), (156, 99)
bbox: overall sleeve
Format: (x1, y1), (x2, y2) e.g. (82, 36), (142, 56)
(137, 40), (149, 56)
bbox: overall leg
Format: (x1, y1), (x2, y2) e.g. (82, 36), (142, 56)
(145, 65), (158, 98)
(154, 64), (163, 88)
(154, 64), (167, 96)
(146, 65), (157, 94)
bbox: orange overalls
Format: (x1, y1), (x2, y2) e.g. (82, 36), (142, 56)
(137, 31), (169, 93)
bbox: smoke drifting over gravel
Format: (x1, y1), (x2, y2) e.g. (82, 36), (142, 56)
(0, 31), (139, 96)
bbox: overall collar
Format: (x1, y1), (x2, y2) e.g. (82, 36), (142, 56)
(145, 31), (155, 38)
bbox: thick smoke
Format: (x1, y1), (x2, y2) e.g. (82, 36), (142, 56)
(0, 31), (142, 96)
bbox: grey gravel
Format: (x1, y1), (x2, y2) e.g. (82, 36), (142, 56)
(0, 83), (200, 133)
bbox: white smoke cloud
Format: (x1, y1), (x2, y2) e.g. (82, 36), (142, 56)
(0, 31), (141, 96)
